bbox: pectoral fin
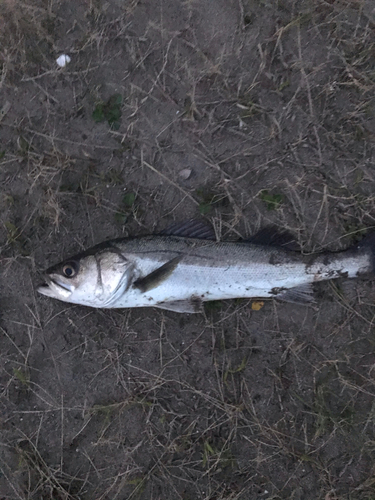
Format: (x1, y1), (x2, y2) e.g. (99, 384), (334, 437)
(154, 297), (202, 313)
(134, 256), (182, 293)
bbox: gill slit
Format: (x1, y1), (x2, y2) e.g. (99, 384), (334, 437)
(95, 255), (103, 293)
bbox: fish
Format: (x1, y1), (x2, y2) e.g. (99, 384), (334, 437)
(37, 220), (375, 313)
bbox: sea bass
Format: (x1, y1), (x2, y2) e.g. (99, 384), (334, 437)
(37, 221), (375, 313)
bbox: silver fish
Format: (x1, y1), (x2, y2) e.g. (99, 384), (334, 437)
(37, 221), (374, 313)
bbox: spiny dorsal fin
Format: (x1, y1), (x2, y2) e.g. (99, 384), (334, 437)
(134, 256), (182, 293)
(159, 219), (216, 240)
(246, 226), (299, 251)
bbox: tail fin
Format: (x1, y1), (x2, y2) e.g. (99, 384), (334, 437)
(356, 231), (375, 274)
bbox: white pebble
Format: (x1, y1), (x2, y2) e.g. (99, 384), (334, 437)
(179, 168), (192, 180)
(56, 54), (71, 67)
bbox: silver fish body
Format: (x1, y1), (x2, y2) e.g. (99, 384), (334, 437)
(37, 226), (374, 313)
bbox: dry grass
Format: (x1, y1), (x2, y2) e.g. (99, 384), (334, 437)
(1, 0), (375, 499)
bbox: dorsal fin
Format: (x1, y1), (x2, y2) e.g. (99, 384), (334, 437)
(159, 219), (216, 240)
(246, 226), (299, 251)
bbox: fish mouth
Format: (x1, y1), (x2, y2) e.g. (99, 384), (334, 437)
(37, 275), (74, 299)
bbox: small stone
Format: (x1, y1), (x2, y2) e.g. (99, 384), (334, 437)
(56, 54), (71, 67)
(179, 168), (192, 180)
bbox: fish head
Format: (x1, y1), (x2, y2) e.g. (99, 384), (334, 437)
(38, 248), (134, 307)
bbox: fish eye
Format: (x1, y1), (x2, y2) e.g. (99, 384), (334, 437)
(62, 262), (78, 278)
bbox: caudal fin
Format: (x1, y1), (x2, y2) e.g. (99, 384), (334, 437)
(354, 231), (375, 274)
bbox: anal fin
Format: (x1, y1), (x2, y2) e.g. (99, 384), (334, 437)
(275, 284), (315, 304)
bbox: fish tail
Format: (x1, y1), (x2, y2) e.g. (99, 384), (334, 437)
(356, 232), (375, 273)
(309, 233), (375, 281)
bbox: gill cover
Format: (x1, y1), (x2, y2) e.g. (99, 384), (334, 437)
(39, 249), (133, 307)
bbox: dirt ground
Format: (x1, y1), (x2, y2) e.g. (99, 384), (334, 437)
(1, 0), (375, 498)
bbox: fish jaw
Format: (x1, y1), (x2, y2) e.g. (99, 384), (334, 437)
(37, 274), (74, 301)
